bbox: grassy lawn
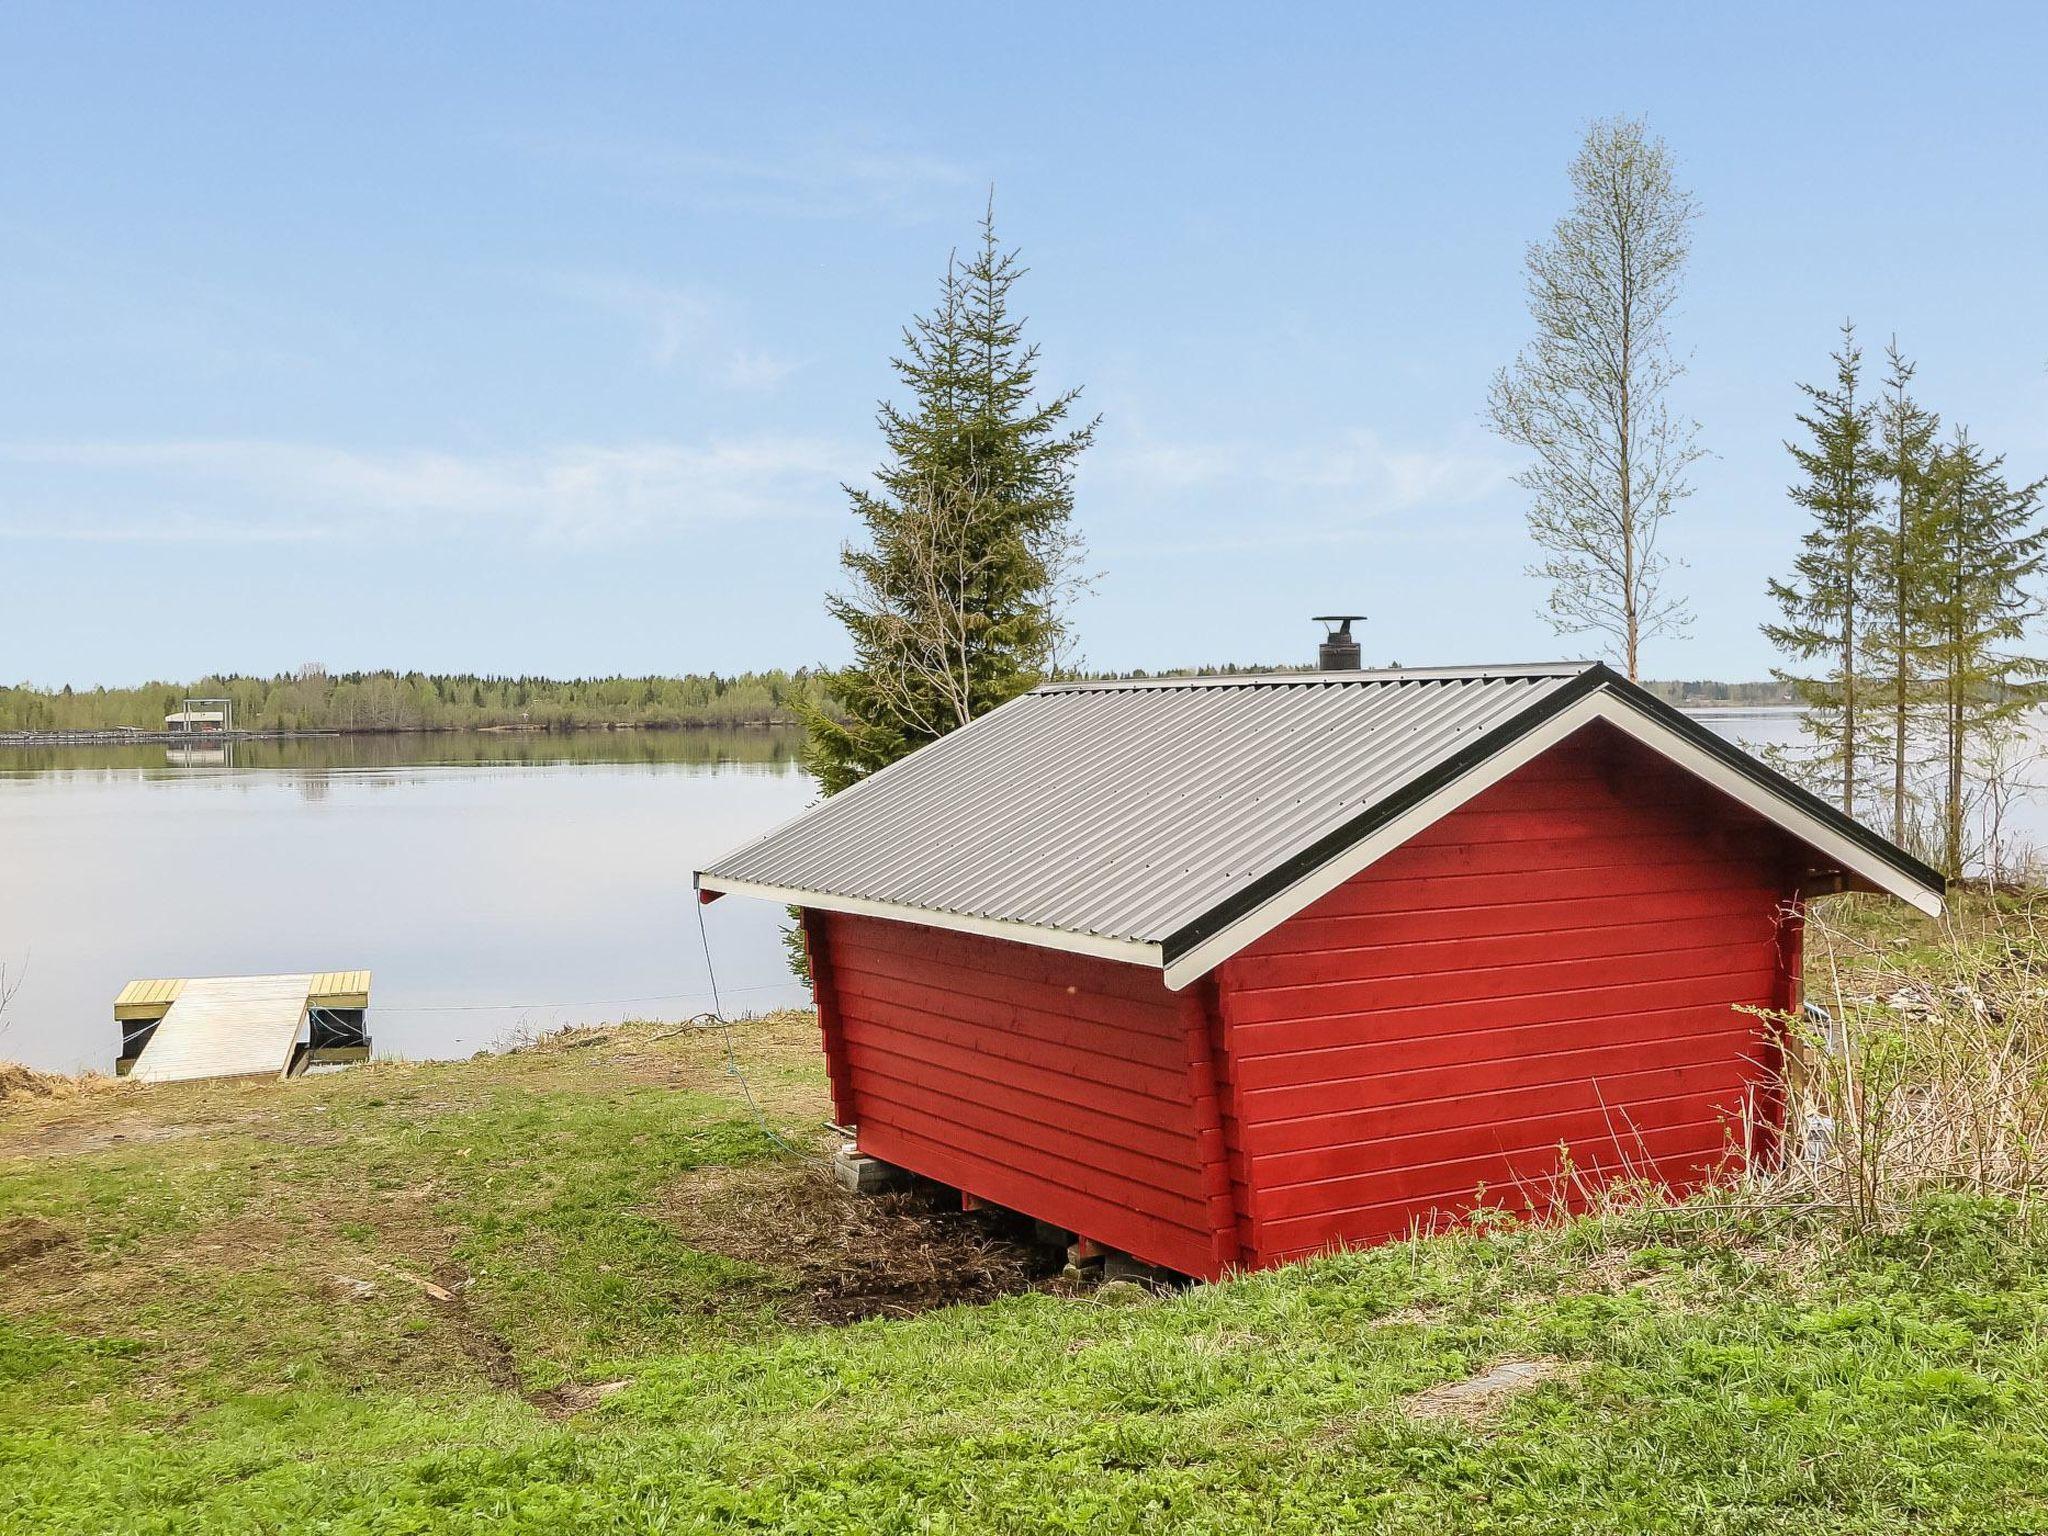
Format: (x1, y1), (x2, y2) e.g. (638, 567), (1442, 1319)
(6, 920), (2048, 1534)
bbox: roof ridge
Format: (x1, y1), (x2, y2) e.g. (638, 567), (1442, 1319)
(1035, 662), (1596, 694)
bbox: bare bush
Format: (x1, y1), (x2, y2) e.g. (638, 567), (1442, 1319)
(1751, 898), (2048, 1228)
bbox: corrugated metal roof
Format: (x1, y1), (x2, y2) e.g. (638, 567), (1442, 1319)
(699, 664), (1592, 951)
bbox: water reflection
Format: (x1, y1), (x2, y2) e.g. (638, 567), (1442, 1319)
(0, 729), (816, 1074)
(0, 726), (803, 779)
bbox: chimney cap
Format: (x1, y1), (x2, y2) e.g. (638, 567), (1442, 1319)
(1313, 614), (1365, 671)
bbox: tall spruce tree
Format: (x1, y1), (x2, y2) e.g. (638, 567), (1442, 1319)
(804, 202), (1095, 797)
(1865, 338), (1941, 844)
(1764, 323), (1881, 815)
(1917, 428), (2048, 874)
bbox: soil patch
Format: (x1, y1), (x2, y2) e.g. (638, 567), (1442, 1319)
(661, 1160), (1064, 1323)
(0, 1216), (72, 1270)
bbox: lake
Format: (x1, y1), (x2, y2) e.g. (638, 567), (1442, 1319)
(0, 729), (816, 1074)
(0, 708), (2033, 1076)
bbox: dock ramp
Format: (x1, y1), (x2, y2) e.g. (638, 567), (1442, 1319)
(117, 971), (371, 1083)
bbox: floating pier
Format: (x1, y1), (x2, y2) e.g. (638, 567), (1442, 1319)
(115, 971), (371, 1082)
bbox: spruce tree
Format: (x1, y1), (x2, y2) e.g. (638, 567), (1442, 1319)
(1864, 338), (1941, 844)
(803, 201), (1095, 798)
(1917, 429), (2048, 874)
(1764, 323), (1882, 816)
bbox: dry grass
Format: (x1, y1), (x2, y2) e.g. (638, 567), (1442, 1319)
(1754, 894), (2048, 1229)
(1404, 1355), (1585, 1425)
(0, 1062), (116, 1106)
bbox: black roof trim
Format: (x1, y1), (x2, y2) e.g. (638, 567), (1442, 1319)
(1591, 670), (1949, 893)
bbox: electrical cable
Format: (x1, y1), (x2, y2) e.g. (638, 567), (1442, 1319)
(692, 896), (793, 1150)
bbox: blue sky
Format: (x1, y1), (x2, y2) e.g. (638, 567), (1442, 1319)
(3, 2), (2045, 686)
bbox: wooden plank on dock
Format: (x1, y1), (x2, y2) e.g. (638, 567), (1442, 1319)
(130, 974), (313, 1084)
(309, 970), (372, 1009)
(114, 977), (186, 1022)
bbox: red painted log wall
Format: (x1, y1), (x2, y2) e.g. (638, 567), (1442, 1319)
(806, 722), (1808, 1280)
(1214, 726), (1803, 1265)
(810, 911), (1219, 1275)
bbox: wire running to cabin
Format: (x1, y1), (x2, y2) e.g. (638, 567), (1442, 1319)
(692, 895), (792, 1151)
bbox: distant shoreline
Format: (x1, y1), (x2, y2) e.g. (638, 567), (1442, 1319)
(0, 719), (808, 748)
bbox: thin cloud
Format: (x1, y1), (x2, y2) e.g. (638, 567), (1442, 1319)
(540, 272), (801, 388)
(0, 435), (862, 546)
(516, 131), (973, 220)
(1091, 425), (1518, 530)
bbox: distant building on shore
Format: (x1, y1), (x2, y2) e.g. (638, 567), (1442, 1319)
(164, 709), (227, 734)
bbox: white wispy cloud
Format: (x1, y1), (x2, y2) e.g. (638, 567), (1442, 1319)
(540, 272), (802, 389)
(0, 435), (862, 546)
(516, 131), (974, 221)
(1089, 425), (1519, 551)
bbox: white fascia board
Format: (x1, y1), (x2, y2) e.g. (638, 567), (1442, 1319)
(694, 873), (1166, 971)
(1587, 696), (1946, 918)
(1161, 692), (1944, 991)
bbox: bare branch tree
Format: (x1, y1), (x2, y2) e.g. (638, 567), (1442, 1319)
(0, 956), (25, 1045)
(1488, 116), (1704, 680)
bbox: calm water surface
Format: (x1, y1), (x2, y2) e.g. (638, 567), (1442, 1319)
(0, 730), (815, 1073)
(3, 710), (2041, 1075)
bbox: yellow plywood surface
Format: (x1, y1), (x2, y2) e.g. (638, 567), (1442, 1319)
(309, 970), (371, 1009)
(118, 971), (370, 1022)
(113, 977), (186, 1022)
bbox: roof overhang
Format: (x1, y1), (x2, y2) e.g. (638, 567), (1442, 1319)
(693, 873), (1166, 971)
(696, 668), (1946, 992)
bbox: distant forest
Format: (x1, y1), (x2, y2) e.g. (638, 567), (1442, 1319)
(0, 666), (1792, 735)
(0, 669), (827, 733)
(1080, 666), (1793, 709)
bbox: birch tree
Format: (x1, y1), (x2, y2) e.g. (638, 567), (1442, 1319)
(1487, 116), (1704, 680)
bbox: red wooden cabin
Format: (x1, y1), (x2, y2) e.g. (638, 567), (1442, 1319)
(697, 662), (1942, 1280)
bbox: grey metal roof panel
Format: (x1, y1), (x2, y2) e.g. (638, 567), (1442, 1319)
(698, 665), (1592, 948)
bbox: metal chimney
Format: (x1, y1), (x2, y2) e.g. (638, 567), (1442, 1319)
(1313, 615), (1364, 671)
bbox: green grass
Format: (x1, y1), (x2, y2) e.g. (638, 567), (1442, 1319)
(5, 1011), (2048, 1533)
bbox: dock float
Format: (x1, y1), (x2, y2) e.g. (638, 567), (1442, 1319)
(115, 970), (372, 1082)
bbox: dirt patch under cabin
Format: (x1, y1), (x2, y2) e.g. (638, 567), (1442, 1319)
(660, 1160), (1070, 1323)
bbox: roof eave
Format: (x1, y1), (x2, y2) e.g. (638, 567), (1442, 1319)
(694, 872), (1166, 972)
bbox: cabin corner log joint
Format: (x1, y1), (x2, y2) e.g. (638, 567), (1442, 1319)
(700, 663), (1943, 1280)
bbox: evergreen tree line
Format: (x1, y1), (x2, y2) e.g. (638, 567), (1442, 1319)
(0, 668), (826, 734)
(1765, 322), (2047, 876)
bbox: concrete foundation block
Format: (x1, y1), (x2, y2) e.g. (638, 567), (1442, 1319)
(1102, 1253), (1179, 1289)
(833, 1146), (911, 1195)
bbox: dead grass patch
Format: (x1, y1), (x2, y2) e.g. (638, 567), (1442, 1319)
(659, 1160), (1061, 1323)
(0, 1063), (115, 1107)
(1405, 1355), (1584, 1425)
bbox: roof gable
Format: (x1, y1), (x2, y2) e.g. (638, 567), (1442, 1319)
(696, 663), (1945, 987)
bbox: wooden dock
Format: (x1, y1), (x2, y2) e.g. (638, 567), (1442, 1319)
(116, 971), (372, 1083)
